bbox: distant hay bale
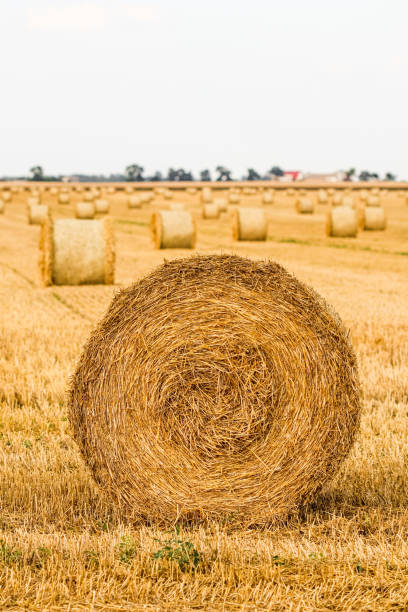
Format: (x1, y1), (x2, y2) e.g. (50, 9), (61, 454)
(359, 190), (368, 203)
(125, 186), (134, 194)
(371, 187), (380, 196)
(27, 196), (41, 206)
(58, 193), (70, 205)
(327, 188), (335, 196)
(318, 189), (328, 204)
(106, 187), (115, 195)
(141, 192), (153, 204)
(28, 204), (49, 225)
(361, 207), (387, 231)
(68, 254), (360, 524)
(326, 207), (358, 237)
(76, 202), (95, 219)
(128, 195), (142, 209)
(83, 191), (95, 202)
(201, 187), (212, 203)
(296, 197), (314, 214)
(332, 193), (343, 207)
(164, 190), (173, 200)
(242, 187), (252, 196)
(150, 211), (196, 249)
(10, 186), (19, 194)
(50, 187), (59, 196)
(263, 192), (274, 204)
(95, 199), (110, 214)
(168, 202), (185, 211)
(202, 203), (220, 219)
(366, 195), (380, 207)
(232, 207), (267, 241)
(287, 188), (295, 196)
(229, 192), (240, 204)
(39, 217), (115, 286)
(213, 197), (227, 212)
(341, 195), (356, 209)
(187, 187), (197, 195)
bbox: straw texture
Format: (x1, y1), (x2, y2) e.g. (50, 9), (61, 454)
(39, 217), (115, 286)
(232, 208), (267, 241)
(150, 211), (196, 248)
(69, 254), (360, 525)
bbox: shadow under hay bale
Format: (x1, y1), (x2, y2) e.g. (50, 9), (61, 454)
(150, 211), (196, 249)
(68, 254), (361, 525)
(39, 217), (115, 286)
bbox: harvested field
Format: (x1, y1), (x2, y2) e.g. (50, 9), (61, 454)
(0, 183), (407, 610)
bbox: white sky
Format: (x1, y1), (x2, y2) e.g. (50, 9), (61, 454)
(1, 0), (407, 178)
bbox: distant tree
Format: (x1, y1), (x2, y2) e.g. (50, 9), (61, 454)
(125, 164), (144, 181)
(215, 166), (232, 181)
(344, 168), (356, 181)
(167, 168), (178, 181)
(269, 166), (284, 177)
(149, 171), (163, 182)
(29, 166), (44, 181)
(200, 169), (211, 181)
(358, 170), (370, 181)
(385, 172), (396, 181)
(177, 169), (194, 181)
(246, 168), (261, 181)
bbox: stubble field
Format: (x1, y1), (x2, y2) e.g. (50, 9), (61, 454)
(0, 185), (407, 611)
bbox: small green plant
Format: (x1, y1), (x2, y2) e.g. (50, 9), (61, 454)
(84, 549), (99, 569)
(152, 525), (202, 572)
(118, 535), (138, 564)
(355, 561), (365, 573)
(23, 439), (32, 449)
(272, 555), (286, 566)
(0, 539), (22, 565)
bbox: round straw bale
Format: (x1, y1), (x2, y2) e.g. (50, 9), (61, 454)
(141, 192), (153, 204)
(2, 191), (11, 202)
(341, 195), (356, 209)
(150, 211), (196, 249)
(263, 192), (274, 204)
(366, 195), (380, 207)
(327, 188), (335, 196)
(168, 202), (185, 211)
(296, 197), (314, 214)
(106, 186), (115, 195)
(318, 189), (328, 204)
(202, 203), (220, 219)
(370, 187), (380, 196)
(229, 192), (240, 204)
(187, 187), (197, 195)
(128, 195), (142, 209)
(326, 207), (358, 237)
(164, 190), (173, 200)
(332, 193), (343, 207)
(125, 186), (134, 194)
(28, 204), (49, 225)
(361, 207), (387, 231)
(68, 254), (360, 524)
(50, 187), (58, 196)
(76, 202), (95, 219)
(95, 199), (110, 214)
(27, 196), (41, 206)
(201, 187), (212, 203)
(287, 188), (295, 197)
(10, 185), (19, 194)
(0, 199), (5, 214)
(83, 191), (95, 202)
(39, 217), (115, 286)
(213, 197), (227, 212)
(232, 207), (267, 241)
(359, 190), (368, 203)
(58, 193), (70, 205)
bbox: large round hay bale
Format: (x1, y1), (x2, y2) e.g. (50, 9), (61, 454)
(332, 193), (343, 207)
(341, 195), (355, 209)
(95, 199), (109, 214)
(202, 203), (220, 219)
(318, 189), (328, 204)
(232, 207), (267, 241)
(39, 217), (115, 286)
(83, 191), (95, 202)
(296, 197), (314, 214)
(27, 196), (41, 206)
(28, 204), (48, 225)
(76, 202), (95, 219)
(263, 191), (274, 204)
(213, 197), (227, 212)
(326, 207), (358, 237)
(150, 211), (196, 249)
(229, 192), (240, 204)
(201, 187), (212, 203)
(58, 193), (70, 205)
(2, 191), (12, 202)
(366, 195), (380, 207)
(361, 207), (386, 231)
(128, 195), (142, 209)
(68, 254), (360, 524)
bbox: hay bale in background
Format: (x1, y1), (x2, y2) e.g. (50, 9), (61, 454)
(263, 191), (274, 205)
(296, 197), (314, 214)
(27, 196), (41, 206)
(68, 254), (360, 524)
(359, 190), (368, 203)
(229, 192), (240, 204)
(95, 199), (110, 214)
(28, 204), (48, 225)
(164, 190), (173, 200)
(202, 203), (220, 219)
(168, 203), (185, 211)
(341, 195), (356, 209)
(213, 198), (227, 212)
(318, 189), (328, 204)
(58, 193), (70, 205)
(187, 187), (197, 195)
(361, 207), (387, 231)
(150, 211), (196, 249)
(366, 195), (380, 207)
(50, 187), (58, 196)
(326, 207), (358, 237)
(332, 193), (343, 207)
(128, 195), (142, 209)
(201, 187), (212, 203)
(327, 188), (335, 197)
(141, 193), (153, 204)
(39, 217), (115, 286)
(76, 202), (95, 219)
(232, 207), (267, 241)
(83, 191), (95, 202)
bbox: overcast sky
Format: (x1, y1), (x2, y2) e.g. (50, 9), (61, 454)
(1, 0), (407, 178)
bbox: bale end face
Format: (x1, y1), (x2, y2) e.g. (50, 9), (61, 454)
(151, 211), (196, 249)
(326, 207), (358, 238)
(233, 208), (267, 241)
